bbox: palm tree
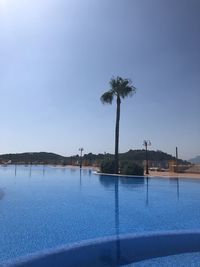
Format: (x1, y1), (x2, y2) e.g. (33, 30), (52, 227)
(100, 76), (136, 174)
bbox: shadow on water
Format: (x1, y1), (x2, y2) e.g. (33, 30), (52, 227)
(119, 177), (145, 190)
(99, 175), (145, 190)
(0, 189), (5, 200)
(169, 177), (180, 200)
(99, 175), (118, 188)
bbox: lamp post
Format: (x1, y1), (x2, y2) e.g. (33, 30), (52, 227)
(176, 146), (178, 172)
(143, 140), (151, 175)
(79, 148), (84, 169)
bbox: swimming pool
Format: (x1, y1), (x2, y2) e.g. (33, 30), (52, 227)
(0, 165), (200, 264)
(125, 252), (200, 266)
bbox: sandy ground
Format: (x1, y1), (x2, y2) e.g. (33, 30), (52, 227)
(148, 171), (200, 179)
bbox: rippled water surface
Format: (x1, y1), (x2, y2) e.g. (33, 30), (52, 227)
(0, 165), (200, 263)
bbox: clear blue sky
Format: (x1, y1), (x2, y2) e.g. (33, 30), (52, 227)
(0, 0), (199, 160)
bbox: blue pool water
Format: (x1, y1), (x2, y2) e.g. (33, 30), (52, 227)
(124, 252), (200, 266)
(0, 165), (200, 264)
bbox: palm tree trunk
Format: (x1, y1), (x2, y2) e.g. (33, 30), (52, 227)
(115, 96), (121, 174)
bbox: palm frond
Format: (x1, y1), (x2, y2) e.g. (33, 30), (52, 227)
(118, 83), (136, 99)
(100, 90), (114, 104)
(110, 76), (136, 99)
(109, 78), (118, 91)
(101, 76), (136, 104)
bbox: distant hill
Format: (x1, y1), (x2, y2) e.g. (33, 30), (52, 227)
(119, 149), (179, 161)
(83, 149), (187, 162)
(78, 149), (189, 167)
(0, 150), (189, 166)
(189, 156), (200, 164)
(0, 152), (64, 164)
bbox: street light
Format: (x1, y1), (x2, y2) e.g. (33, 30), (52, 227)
(79, 147), (84, 169)
(143, 140), (151, 175)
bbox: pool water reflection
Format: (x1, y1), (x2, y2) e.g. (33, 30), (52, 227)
(0, 165), (200, 263)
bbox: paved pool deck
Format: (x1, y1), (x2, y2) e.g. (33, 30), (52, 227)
(148, 171), (200, 179)
(52, 165), (200, 179)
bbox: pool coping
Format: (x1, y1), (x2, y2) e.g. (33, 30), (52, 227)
(2, 229), (200, 267)
(94, 171), (200, 179)
(94, 171), (146, 178)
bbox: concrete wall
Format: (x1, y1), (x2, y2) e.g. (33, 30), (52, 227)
(2, 230), (200, 267)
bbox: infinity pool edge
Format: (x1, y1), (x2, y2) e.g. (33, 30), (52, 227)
(2, 230), (200, 267)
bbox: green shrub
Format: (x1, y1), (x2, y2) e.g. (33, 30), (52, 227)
(100, 159), (115, 174)
(120, 161), (144, 176)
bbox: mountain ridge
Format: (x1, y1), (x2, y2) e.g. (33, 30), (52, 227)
(189, 156), (200, 164)
(0, 150), (189, 165)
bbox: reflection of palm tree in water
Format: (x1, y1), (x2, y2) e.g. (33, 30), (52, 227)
(99, 175), (147, 265)
(176, 178), (180, 200)
(0, 189), (5, 200)
(169, 178), (180, 201)
(29, 164), (32, 177)
(15, 164), (17, 177)
(99, 176), (144, 189)
(43, 165), (45, 176)
(98, 175), (120, 264)
(79, 169), (82, 188)
(114, 178), (120, 266)
(146, 177), (149, 207)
